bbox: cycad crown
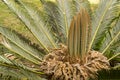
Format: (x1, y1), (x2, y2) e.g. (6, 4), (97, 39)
(0, 0), (120, 80)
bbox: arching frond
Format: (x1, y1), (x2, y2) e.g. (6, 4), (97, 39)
(17, 0), (57, 49)
(0, 26), (45, 64)
(89, 0), (120, 51)
(0, 56), (45, 80)
(2, 0), (57, 52)
(108, 52), (120, 61)
(102, 17), (120, 54)
(41, 0), (91, 43)
(0, 44), (13, 55)
(72, 0), (92, 16)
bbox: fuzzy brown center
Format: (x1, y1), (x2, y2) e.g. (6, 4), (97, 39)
(40, 45), (110, 80)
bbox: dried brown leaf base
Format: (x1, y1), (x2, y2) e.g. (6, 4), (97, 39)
(40, 45), (110, 80)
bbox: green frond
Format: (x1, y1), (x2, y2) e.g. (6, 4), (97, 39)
(113, 64), (120, 69)
(108, 53), (120, 61)
(95, 69), (120, 80)
(42, 0), (91, 44)
(2, 0), (56, 52)
(0, 26), (45, 64)
(0, 67), (45, 80)
(72, 0), (92, 16)
(0, 56), (45, 80)
(56, 0), (73, 40)
(102, 17), (120, 54)
(42, 1), (64, 43)
(68, 8), (91, 59)
(17, 0), (57, 49)
(89, 0), (120, 51)
(0, 44), (13, 55)
(0, 74), (18, 80)
(102, 32), (120, 54)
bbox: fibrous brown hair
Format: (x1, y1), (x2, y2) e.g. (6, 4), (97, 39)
(40, 45), (109, 80)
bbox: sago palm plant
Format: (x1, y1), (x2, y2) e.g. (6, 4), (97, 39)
(0, 0), (120, 80)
